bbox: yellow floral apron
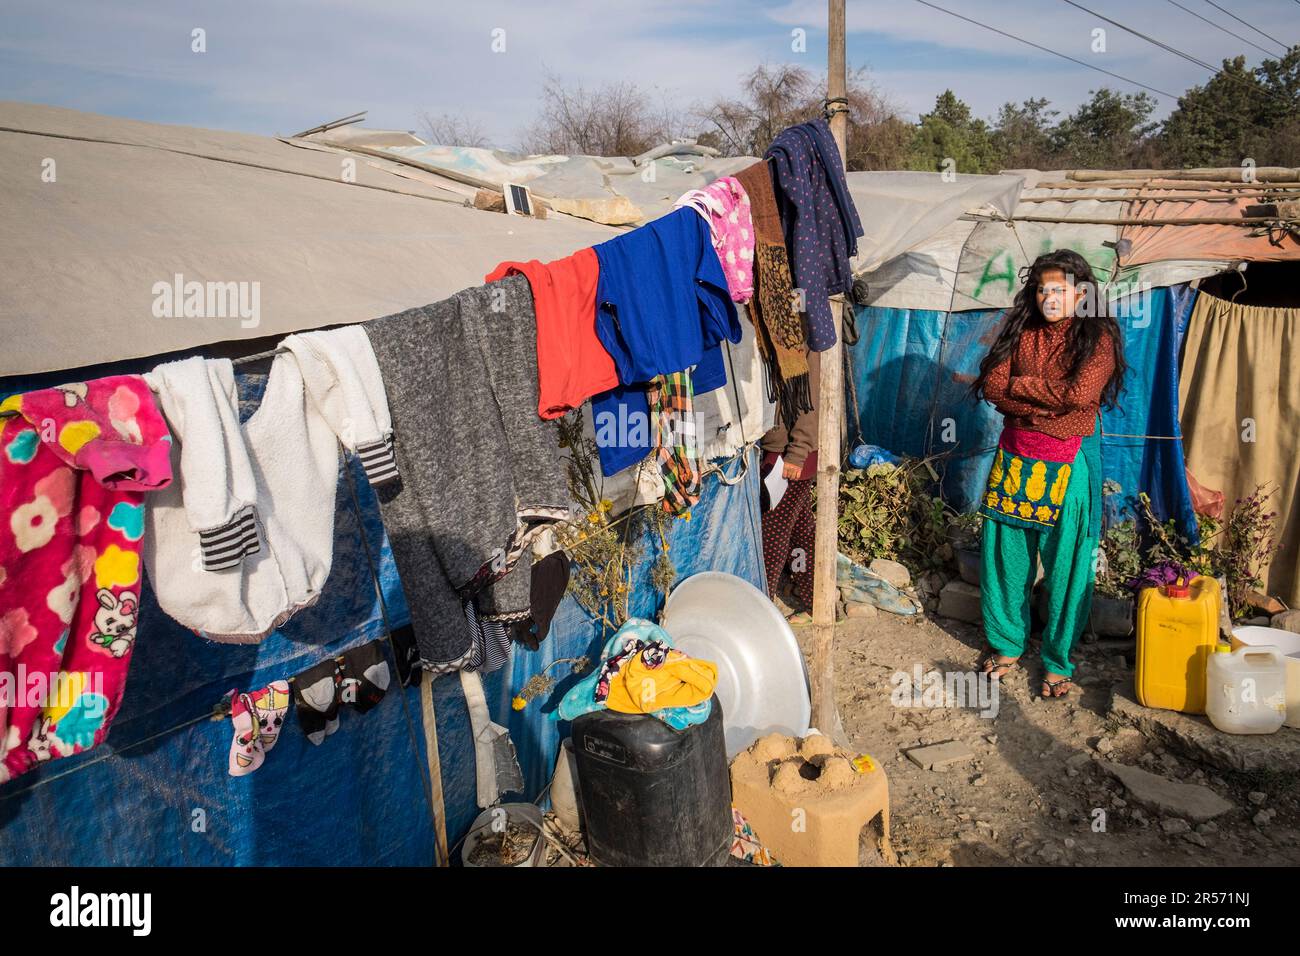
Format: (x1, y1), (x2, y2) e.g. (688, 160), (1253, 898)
(977, 446), (1074, 531)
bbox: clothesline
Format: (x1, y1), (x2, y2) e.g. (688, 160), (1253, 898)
(0, 701), (229, 801)
(0, 117), (853, 791)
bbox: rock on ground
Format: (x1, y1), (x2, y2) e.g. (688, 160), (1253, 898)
(1271, 609), (1300, 633)
(905, 740), (975, 771)
(1109, 684), (1300, 773)
(1106, 762), (1234, 823)
(868, 559), (912, 589)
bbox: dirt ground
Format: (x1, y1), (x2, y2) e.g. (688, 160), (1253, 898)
(788, 608), (1300, 867)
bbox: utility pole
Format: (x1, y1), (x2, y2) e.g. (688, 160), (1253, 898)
(810, 0), (847, 739)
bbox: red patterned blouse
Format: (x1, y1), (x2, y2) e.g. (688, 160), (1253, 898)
(981, 315), (1116, 441)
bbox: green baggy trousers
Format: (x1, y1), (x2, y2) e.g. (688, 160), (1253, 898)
(980, 429), (1101, 677)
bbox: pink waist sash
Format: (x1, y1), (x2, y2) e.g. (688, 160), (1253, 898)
(999, 425), (1081, 463)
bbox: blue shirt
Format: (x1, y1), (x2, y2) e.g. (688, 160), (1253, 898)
(590, 343), (727, 476)
(589, 207), (741, 476)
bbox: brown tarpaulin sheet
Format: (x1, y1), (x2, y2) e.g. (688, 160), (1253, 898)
(1122, 190), (1300, 267)
(1179, 293), (1300, 607)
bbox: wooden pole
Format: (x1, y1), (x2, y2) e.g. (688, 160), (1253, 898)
(420, 677), (450, 866)
(810, 0), (847, 739)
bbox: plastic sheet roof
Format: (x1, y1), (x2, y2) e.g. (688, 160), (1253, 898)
(2, 103), (1024, 376)
(861, 169), (1300, 313)
(1, 102), (621, 377)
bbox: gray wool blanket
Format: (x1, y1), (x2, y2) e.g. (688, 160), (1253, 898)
(364, 275), (570, 673)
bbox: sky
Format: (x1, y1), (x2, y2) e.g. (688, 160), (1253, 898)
(1, 0), (1297, 146)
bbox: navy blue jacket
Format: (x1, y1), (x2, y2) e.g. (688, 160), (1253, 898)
(765, 118), (864, 351)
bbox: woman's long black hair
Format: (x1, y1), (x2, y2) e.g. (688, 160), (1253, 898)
(970, 248), (1127, 409)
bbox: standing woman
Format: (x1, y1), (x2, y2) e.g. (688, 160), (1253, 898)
(970, 249), (1126, 698)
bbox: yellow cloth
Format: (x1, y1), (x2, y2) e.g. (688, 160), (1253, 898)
(605, 648), (717, 714)
(1180, 294), (1300, 606)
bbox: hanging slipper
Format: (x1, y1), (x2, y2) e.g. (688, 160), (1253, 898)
(247, 680), (291, 752)
(228, 692), (264, 776)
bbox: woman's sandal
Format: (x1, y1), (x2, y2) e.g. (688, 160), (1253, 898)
(1041, 675), (1074, 698)
(979, 652), (1020, 680)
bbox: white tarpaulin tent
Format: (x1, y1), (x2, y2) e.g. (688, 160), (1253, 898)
(857, 169), (1271, 313)
(1, 101), (1025, 378)
(0, 102), (620, 377)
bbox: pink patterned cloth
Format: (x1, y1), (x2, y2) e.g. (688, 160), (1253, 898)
(673, 176), (755, 303)
(0, 377), (171, 783)
(999, 424), (1081, 463)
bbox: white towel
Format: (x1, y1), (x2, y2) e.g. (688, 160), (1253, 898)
(144, 357), (260, 571)
(282, 327), (398, 485)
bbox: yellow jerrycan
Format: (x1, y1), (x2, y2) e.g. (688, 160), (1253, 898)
(1135, 575), (1223, 714)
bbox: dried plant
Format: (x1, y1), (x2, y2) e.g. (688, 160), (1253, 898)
(552, 411), (680, 630)
(1130, 485), (1279, 619)
(836, 453), (950, 574)
(512, 656), (590, 711)
(1096, 519), (1142, 598)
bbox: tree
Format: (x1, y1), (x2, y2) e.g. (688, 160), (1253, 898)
(417, 110), (493, 148)
(843, 69), (915, 171)
(1050, 88), (1158, 169)
(693, 63), (913, 170)
(695, 63), (817, 157)
(906, 90), (999, 174)
(991, 97), (1059, 169)
(1240, 46), (1300, 166)
(1158, 57), (1268, 167)
(518, 71), (679, 157)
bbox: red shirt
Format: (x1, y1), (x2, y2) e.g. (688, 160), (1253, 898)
(981, 315), (1115, 440)
(486, 248), (618, 419)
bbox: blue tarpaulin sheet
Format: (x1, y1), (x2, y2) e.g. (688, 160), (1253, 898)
(0, 361), (765, 865)
(846, 287), (1198, 538)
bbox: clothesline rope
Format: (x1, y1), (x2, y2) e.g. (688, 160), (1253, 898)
(0, 704), (227, 801)
(1101, 430), (1183, 440)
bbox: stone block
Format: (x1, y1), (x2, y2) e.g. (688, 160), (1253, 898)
(905, 740), (975, 770)
(937, 580), (982, 623)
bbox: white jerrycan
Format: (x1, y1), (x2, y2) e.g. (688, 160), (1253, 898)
(1205, 644), (1287, 735)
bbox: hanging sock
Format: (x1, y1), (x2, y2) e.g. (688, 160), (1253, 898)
(649, 370), (701, 516)
(339, 642), (391, 713)
(228, 692), (264, 776)
(462, 595), (514, 674)
(511, 550), (570, 651)
(247, 680), (292, 752)
(292, 658), (342, 746)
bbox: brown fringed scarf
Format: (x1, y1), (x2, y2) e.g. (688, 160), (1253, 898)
(734, 161), (812, 428)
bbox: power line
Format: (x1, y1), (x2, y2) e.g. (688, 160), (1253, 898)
(1202, 0), (1289, 54)
(910, 0), (1279, 135)
(1064, 0), (1217, 71)
(1166, 0), (1277, 57)
(1061, 0), (1288, 105)
(911, 0), (1180, 99)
